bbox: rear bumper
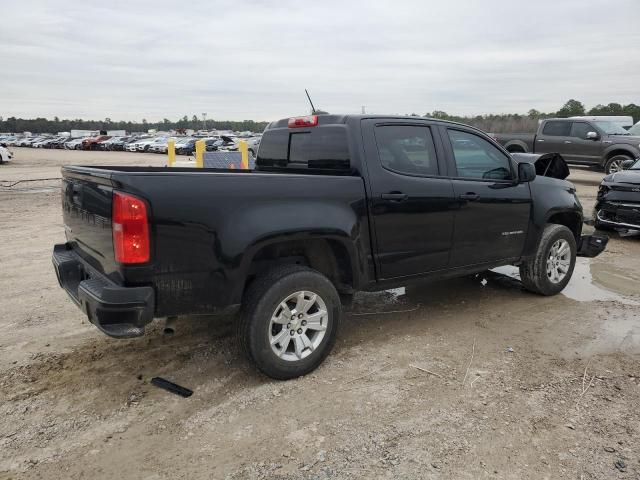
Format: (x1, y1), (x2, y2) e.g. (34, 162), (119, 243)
(52, 243), (154, 338)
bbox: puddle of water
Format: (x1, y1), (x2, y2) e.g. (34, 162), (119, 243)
(385, 287), (406, 297)
(491, 259), (638, 305)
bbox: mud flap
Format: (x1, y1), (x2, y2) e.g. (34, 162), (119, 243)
(577, 234), (608, 258)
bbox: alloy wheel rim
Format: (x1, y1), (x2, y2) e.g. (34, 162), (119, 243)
(608, 159), (624, 174)
(269, 291), (328, 362)
(546, 239), (571, 284)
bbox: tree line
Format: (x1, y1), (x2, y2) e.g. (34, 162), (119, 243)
(1, 100), (638, 135)
(0, 115), (269, 135)
(421, 100), (640, 133)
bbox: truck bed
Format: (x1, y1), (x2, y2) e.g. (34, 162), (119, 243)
(60, 165), (371, 317)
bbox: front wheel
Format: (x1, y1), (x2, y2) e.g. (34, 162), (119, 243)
(519, 224), (576, 296)
(238, 265), (341, 380)
(604, 155), (632, 175)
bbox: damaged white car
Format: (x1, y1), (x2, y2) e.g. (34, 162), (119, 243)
(0, 144), (13, 164)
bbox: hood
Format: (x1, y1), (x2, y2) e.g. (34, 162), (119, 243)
(511, 152), (570, 180)
(604, 169), (640, 186)
(605, 134), (640, 148)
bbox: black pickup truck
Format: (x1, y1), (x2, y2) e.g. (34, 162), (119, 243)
(493, 118), (640, 174)
(53, 114), (607, 379)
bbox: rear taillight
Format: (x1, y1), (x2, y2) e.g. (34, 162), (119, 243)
(288, 115), (318, 128)
(112, 191), (150, 264)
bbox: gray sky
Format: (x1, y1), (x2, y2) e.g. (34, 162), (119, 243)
(1, 0), (639, 122)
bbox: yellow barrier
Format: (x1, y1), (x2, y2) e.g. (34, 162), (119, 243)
(167, 139), (175, 167)
(195, 139), (205, 168)
(238, 140), (249, 170)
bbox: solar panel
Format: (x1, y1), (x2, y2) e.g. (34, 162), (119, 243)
(203, 152), (255, 169)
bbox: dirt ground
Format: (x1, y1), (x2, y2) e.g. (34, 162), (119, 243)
(1, 148), (639, 480)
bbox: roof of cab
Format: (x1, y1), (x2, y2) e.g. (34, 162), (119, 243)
(265, 114), (492, 136)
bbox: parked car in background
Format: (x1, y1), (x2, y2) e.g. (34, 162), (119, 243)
(0, 144), (13, 164)
(148, 137), (177, 154)
(65, 137), (89, 150)
(47, 137), (71, 149)
(32, 137), (55, 148)
(594, 158), (640, 231)
(175, 138), (197, 155)
(493, 118), (640, 174)
(82, 135), (111, 150)
(101, 136), (131, 150)
(170, 137), (194, 154)
(18, 136), (41, 147)
(247, 136), (261, 157)
(0, 136), (19, 146)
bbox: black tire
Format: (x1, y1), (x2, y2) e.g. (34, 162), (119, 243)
(238, 265), (341, 380)
(519, 224), (577, 296)
(604, 154), (632, 175)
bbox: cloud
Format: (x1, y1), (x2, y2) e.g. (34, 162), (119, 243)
(0, 0), (638, 121)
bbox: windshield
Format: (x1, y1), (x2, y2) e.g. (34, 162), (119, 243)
(628, 124), (640, 136)
(594, 121), (631, 135)
(630, 159), (640, 170)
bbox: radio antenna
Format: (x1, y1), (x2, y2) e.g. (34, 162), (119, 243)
(305, 89), (317, 114)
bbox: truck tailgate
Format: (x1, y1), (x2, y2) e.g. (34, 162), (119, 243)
(61, 168), (117, 277)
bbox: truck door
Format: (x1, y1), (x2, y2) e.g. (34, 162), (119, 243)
(535, 120), (572, 156)
(362, 119), (456, 279)
(440, 127), (532, 267)
(566, 121), (603, 164)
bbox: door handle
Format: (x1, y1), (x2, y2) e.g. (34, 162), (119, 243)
(459, 193), (480, 201)
(537, 139), (545, 142)
(381, 192), (408, 201)
(564, 140), (572, 144)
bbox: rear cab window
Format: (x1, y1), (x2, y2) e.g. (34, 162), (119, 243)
(542, 121), (571, 136)
(257, 126), (350, 171)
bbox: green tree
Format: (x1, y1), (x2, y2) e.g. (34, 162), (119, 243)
(557, 99), (585, 117)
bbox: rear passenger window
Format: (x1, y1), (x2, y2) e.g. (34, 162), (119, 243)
(447, 129), (513, 181)
(374, 125), (438, 176)
(542, 121), (571, 136)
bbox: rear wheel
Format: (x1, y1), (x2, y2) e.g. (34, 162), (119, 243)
(604, 154), (632, 175)
(238, 265), (341, 380)
(520, 224), (576, 296)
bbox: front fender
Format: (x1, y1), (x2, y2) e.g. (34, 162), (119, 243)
(603, 144), (640, 164)
(522, 177), (583, 257)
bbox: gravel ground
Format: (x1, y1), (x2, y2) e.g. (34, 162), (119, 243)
(1, 148), (639, 480)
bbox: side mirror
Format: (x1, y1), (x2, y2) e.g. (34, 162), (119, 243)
(518, 162), (536, 183)
(586, 131), (599, 140)
(621, 159), (635, 170)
